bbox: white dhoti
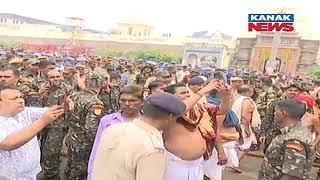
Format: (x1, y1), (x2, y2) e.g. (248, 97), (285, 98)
(238, 124), (257, 151)
(163, 150), (204, 180)
(203, 141), (239, 180)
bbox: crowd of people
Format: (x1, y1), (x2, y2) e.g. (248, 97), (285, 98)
(0, 47), (320, 180)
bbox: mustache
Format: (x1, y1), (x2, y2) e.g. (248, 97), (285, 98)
(121, 107), (139, 112)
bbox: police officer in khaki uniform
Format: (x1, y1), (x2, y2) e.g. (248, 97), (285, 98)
(92, 92), (186, 180)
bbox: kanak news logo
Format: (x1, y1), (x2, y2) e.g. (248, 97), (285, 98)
(248, 14), (294, 32)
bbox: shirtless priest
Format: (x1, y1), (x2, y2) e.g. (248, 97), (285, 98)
(164, 78), (231, 180)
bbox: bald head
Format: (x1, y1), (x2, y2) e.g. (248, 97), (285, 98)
(238, 85), (254, 97)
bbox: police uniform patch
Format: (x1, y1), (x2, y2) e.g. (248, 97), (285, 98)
(90, 103), (104, 116)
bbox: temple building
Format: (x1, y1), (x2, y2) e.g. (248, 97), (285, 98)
(182, 31), (236, 68)
(231, 8), (320, 75)
(116, 18), (153, 38)
(232, 32), (320, 75)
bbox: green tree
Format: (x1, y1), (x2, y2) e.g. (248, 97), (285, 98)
(308, 65), (320, 76)
(97, 48), (182, 63)
(0, 40), (20, 47)
(138, 49), (182, 63)
(96, 48), (123, 57)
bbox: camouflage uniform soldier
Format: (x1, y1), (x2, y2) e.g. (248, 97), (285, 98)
(63, 67), (76, 86)
(98, 72), (122, 114)
(98, 90), (113, 114)
(65, 71), (106, 180)
(256, 77), (276, 120)
(38, 60), (56, 87)
(40, 69), (74, 179)
(259, 99), (315, 180)
(136, 65), (153, 85)
(109, 72), (122, 112)
(19, 58), (42, 107)
(260, 83), (302, 152)
(74, 63), (86, 77)
(17, 80), (42, 107)
(22, 58), (42, 91)
(249, 75), (262, 101)
(0, 67), (41, 107)
(87, 59), (97, 77)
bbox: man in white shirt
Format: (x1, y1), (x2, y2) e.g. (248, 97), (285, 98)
(0, 84), (65, 180)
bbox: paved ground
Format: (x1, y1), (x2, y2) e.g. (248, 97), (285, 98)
(223, 155), (320, 180)
(38, 154), (319, 180)
(41, 155), (263, 180)
(223, 155), (262, 180)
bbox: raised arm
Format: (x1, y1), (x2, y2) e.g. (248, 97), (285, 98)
(216, 85), (232, 115)
(0, 106), (63, 151)
(183, 80), (223, 112)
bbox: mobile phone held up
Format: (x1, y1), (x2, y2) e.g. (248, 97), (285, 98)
(57, 94), (68, 112)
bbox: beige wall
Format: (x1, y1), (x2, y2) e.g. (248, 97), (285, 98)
(118, 23), (152, 37)
(0, 23), (70, 39)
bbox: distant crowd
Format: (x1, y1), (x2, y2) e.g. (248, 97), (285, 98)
(0, 47), (320, 180)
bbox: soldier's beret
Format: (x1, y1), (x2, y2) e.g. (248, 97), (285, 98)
(188, 76), (205, 85)
(39, 60), (55, 68)
(107, 64), (117, 70)
(156, 70), (171, 77)
(90, 69), (109, 80)
(146, 92), (186, 117)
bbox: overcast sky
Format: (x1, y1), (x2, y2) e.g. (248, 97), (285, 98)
(1, 0), (319, 36)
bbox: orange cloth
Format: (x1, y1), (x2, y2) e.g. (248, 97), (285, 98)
(183, 104), (216, 140)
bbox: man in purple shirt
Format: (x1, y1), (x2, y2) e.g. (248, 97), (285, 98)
(87, 84), (144, 179)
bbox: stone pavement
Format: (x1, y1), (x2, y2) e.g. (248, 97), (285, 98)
(222, 155), (262, 180)
(223, 155), (320, 180)
(37, 154), (319, 179)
